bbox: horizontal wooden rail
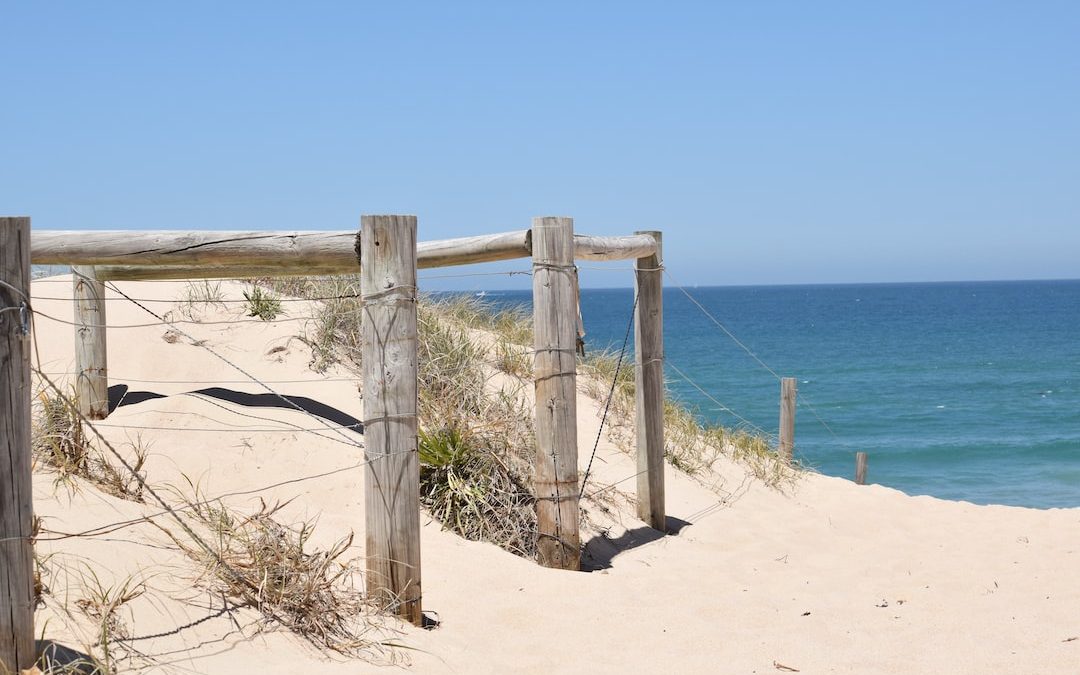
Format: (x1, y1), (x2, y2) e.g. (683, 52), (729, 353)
(576, 233), (658, 261)
(31, 229), (657, 280)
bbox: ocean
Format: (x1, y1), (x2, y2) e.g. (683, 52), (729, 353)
(482, 280), (1080, 509)
(32, 265), (1079, 508)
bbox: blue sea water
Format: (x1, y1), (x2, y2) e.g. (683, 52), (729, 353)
(481, 280), (1080, 509)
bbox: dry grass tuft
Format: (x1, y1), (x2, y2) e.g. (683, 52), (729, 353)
(426, 295), (533, 346)
(31, 388), (148, 502)
(162, 493), (384, 657)
(263, 278), (541, 559)
(415, 298), (539, 558)
(419, 427), (536, 557)
(73, 568), (145, 666)
(493, 338), (531, 378)
(177, 280), (225, 320)
(257, 275), (363, 372)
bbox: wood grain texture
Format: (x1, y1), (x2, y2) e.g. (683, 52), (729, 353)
(35, 230), (531, 269)
(36, 229), (657, 280)
(575, 233), (657, 261)
(634, 231), (666, 530)
(531, 217), (581, 570)
(855, 452), (868, 485)
(73, 266), (109, 419)
(360, 215), (422, 626)
(0, 217), (35, 672)
(91, 231), (532, 280)
(779, 377), (796, 462)
(33, 231), (360, 267)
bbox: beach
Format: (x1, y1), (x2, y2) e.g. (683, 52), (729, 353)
(27, 277), (1080, 674)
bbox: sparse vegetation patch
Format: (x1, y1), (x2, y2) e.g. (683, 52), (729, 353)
(32, 389), (148, 501)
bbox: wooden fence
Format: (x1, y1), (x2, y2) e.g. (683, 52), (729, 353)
(1, 214), (665, 666)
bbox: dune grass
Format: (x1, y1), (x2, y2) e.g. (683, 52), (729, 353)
(178, 280), (225, 320)
(31, 387), (148, 502)
(25, 276), (800, 673)
(265, 279), (796, 552)
(259, 275), (363, 372)
(157, 490), (389, 658)
(261, 280), (541, 559)
(581, 348), (799, 488)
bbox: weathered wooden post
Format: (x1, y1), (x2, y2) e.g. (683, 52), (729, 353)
(855, 452), (868, 485)
(73, 265), (109, 419)
(532, 216), (581, 570)
(360, 215), (422, 625)
(1, 217), (35, 672)
(634, 230), (665, 530)
(779, 377), (797, 462)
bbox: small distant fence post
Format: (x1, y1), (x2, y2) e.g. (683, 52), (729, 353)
(855, 452), (868, 485)
(531, 216), (581, 570)
(1, 217), (35, 672)
(360, 214), (422, 626)
(73, 265), (109, 419)
(779, 377), (796, 462)
(634, 230), (665, 530)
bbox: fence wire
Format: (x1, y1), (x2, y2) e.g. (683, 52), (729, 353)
(9, 261), (825, 661)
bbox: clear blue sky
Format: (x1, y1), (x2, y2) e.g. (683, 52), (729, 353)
(3, 2), (1078, 289)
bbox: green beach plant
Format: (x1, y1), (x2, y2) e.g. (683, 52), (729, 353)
(243, 285), (283, 321)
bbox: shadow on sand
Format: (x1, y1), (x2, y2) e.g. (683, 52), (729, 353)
(582, 516), (691, 571)
(107, 384), (363, 433)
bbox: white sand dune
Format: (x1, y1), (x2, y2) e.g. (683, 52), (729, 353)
(27, 277), (1080, 674)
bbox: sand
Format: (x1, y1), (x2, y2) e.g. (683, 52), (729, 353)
(24, 277), (1080, 674)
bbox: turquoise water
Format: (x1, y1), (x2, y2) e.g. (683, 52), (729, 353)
(484, 280), (1080, 509)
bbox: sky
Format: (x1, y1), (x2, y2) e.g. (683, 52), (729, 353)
(2, 2), (1078, 290)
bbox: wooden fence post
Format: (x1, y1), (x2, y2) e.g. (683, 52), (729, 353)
(532, 216), (580, 570)
(1, 217), (35, 672)
(634, 230), (665, 530)
(855, 452), (868, 485)
(360, 215), (422, 626)
(779, 377), (796, 462)
(73, 266), (109, 419)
